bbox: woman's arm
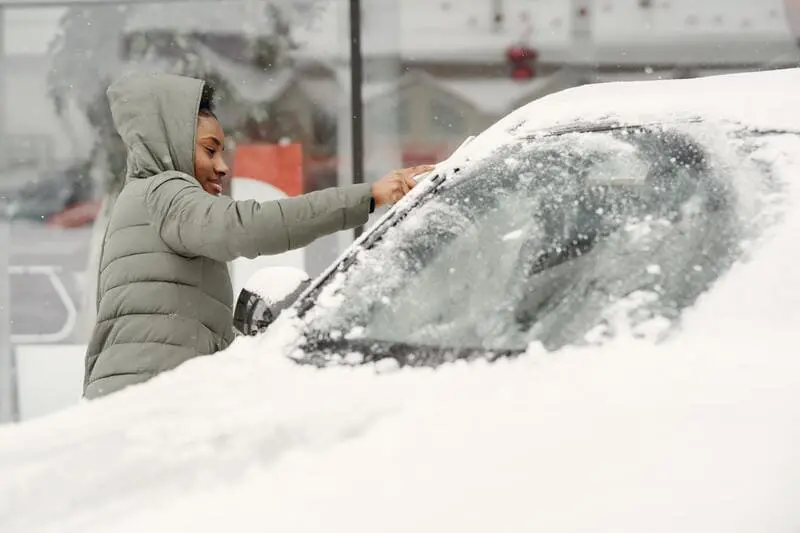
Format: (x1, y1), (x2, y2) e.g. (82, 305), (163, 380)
(145, 172), (372, 262)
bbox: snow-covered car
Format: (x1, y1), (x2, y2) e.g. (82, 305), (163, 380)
(238, 71), (791, 369)
(3, 69), (800, 533)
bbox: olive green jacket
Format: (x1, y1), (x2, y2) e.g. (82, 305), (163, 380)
(84, 72), (372, 399)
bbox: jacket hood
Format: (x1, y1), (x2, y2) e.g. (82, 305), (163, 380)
(107, 72), (205, 180)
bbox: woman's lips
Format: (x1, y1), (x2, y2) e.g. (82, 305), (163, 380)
(208, 181), (223, 195)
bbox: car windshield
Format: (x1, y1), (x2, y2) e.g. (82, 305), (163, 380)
(303, 125), (748, 353)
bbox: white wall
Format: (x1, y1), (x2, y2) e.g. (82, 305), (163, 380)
(14, 344), (85, 422)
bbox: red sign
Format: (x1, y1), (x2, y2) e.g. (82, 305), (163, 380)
(232, 143), (305, 197)
(506, 45), (538, 80)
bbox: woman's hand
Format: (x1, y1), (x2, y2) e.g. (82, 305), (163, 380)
(371, 165), (435, 208)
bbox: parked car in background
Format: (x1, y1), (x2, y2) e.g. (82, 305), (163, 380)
(0, 164), (95, 226)
(2, 68), (800, 533)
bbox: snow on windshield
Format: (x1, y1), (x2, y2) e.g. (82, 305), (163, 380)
(303, 124), (775, 354)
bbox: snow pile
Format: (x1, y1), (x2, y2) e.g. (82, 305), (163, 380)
(243, 265), (310, 303)
(2, 69), (800, 532)
(2, 298), (800, 532)
(2, 177), (800, 531)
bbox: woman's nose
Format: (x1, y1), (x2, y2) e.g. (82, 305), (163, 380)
(216, 158), (230, 178)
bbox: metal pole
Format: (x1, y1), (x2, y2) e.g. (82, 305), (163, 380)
(0, 4), (4, 171)
(361, 0), (401, 234)
(349, 0), (364, 239)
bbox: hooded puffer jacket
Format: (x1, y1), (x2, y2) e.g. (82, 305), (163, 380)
(84, 72), (373, 399)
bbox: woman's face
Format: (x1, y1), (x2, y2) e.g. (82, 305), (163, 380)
(194, 114), (230, 195)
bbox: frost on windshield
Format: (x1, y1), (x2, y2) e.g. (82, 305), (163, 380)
(307, 126), (747, 353)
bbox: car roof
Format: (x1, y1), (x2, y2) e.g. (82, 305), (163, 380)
(456, 68), (800, 166)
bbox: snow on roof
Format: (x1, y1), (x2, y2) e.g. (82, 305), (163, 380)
(457, 67), (800, 166)
(526, 67), (800, 131)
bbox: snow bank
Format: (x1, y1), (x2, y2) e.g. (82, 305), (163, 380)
(243, 265), (310, 304)
(2, 69), (800, 533)
(3, 181), (800, 531)
(3, 303), (800, 533)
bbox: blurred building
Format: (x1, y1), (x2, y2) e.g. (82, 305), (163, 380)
(1, 0), (798, 423)
(291, 0), (800, 164)
(6, 0), (800, 179)
(118, 0), (800, 169)
(1, 0), (798, 368)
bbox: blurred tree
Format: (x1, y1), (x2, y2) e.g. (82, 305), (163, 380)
(47, 5), (129, 198)
(46, 1), (322, 197)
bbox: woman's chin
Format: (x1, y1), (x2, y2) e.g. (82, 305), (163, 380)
(204, 184), (223, 196)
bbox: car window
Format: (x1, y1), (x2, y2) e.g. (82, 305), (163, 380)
(305, 126), (748, 352)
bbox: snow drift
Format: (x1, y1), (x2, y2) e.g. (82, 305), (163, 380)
(2, 69), (800, 533)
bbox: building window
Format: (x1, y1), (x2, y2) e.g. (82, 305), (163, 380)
(429, 98), (465, 137)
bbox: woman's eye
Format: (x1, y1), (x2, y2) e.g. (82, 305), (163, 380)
(206, 147), (216, 156)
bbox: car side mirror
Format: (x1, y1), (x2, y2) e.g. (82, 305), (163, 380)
(233, 266), (311, 336)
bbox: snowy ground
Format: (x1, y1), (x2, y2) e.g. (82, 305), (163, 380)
(2, 189), (800, 532)
(2, 308), (800, 531)
(3, 70), (800, 532)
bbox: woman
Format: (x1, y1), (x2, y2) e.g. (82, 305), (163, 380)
(83, 72), (432, 399)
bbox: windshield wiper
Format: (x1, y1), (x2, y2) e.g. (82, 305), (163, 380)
(528, 232), (598, 277)
(297, 335), (525, 368)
